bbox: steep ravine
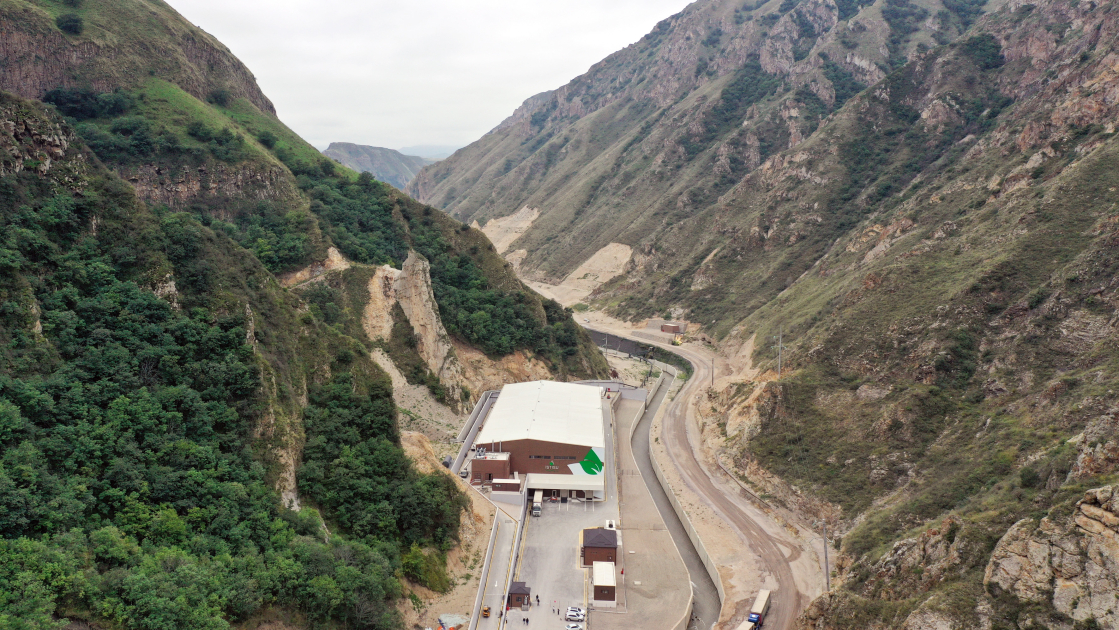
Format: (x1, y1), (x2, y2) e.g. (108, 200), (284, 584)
(425, 0), (1119, 626)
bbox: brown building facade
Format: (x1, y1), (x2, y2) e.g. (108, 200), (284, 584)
(508, 582), (531, 610)
(582, 528), (618, 566)
(470, 453), (510, 484)
(473, 439), (593, 476)
(491, 478), (522, 492)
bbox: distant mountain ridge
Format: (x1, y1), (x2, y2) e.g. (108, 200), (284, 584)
(399, 144), (461, 160)
(322, 142), (427, 189)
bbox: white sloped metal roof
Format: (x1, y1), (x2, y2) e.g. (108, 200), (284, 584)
(592, 562), (616, 587)
(475, 381), (605, 449)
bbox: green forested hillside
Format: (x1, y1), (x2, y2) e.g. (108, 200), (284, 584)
(0, 0), (605, 628)
(0, 92), (464, 629)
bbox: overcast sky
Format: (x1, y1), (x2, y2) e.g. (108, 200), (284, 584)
(172, 0), (694, 152)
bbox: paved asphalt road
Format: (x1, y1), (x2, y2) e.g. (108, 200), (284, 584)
(590, 328), (807, 630)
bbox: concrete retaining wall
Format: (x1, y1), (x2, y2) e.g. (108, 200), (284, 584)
(469, 513), (502, 630)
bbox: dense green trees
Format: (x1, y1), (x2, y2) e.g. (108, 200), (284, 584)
(275, 153), (587, 362)
(0, 98), (464, 628)
(297, 373), (467, 559)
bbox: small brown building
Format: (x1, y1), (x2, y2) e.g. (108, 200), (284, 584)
(508, 582), (531, 610)
(582, 528), (618, 566)
(470, 452), (510, 485)
(661, 322), (687, 333)
(592, 562), (616, 605)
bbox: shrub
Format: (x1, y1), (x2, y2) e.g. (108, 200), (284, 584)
(62, 0), (82, 6)
(256, 130), (277, 149)
(43, 88), (132, 120)
(56, 13), (83, 35)
(961, 34), (1005, 70)
(207, 88), (233, 107)
(1019, 468), (1041, 489)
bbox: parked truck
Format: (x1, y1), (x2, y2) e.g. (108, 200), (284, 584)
(741, 589), (771, 629)
(532, 490), (543, 517)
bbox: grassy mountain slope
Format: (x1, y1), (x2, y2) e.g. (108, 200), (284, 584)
(411, 0), (1119, 627)
(408, 0), (986, 281)
(322, 142), (427, 189)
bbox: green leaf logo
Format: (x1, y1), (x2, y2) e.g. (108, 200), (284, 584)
(578, 449), (604, 475)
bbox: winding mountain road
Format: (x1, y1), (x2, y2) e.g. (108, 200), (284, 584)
(588, 326), (816, 630)
(658, 342), (807, 630)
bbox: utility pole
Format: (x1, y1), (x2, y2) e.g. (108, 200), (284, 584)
(823, 520), (830, 591)
(772, 326), (785, 378)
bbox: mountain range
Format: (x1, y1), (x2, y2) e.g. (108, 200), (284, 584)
(322, 142), (428, 189)
(2, 0), (1119, 628)
(409, 0), (1119, 627)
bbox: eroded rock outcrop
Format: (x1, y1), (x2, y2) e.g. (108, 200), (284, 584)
(120, 161), (300, 209)
(357, 252), (467, 411)
(453, 339), (554, 401)
(279, 247), (351, 287)
(984, 487), (1119, 628)
(393, 252), (466, 410)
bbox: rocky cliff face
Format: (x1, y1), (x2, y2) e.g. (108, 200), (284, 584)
(985, 487), (1119, 629)
(0, 0), (274, 114)
(0, 100), (85, 184)
(392, 252), (467, 410)
(352, 251), (558, 412)
(322, 142), (427, 189)
(118, 161), (303, 210)
(407, 0), (970, 281)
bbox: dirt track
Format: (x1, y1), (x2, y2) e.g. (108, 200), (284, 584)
(658, 342), (807, 630)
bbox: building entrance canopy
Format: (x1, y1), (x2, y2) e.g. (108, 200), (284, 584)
(524, 473), (605, 493)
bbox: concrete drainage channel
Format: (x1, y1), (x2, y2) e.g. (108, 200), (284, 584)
(612, 347), (723, 630)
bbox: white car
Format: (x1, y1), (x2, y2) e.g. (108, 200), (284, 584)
(565, 613), (585, 622)
(566, 625), (584, 630)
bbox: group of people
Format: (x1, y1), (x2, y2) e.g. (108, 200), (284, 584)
(512, 595), (542, 626)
